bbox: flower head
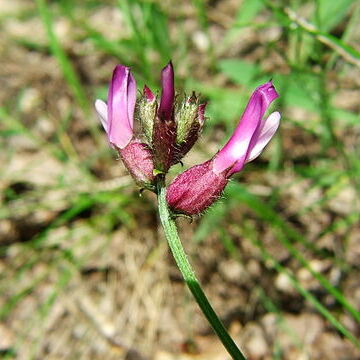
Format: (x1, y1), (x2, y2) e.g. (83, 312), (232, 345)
(95, 62), (207, 188)
(166, 81), (280, 215)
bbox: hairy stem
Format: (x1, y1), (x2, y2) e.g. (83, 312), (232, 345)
(157, 179), (247, 360)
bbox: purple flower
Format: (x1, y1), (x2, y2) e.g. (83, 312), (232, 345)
(166, 81), (280, 215)
(213, 81), (280, 175)
(95, 65), (154, 187)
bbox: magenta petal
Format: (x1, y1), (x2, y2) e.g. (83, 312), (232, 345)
(158, 61), (175, 121)
(213, 81), (279, 175)
(152, 61), (176, 172)
(107, 65), (137, 149)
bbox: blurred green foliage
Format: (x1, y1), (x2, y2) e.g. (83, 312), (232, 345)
(1, 0), (360, 357)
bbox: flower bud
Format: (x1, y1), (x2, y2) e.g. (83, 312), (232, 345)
(176, 93), (201, 143)
(138, 85), (157, 144)
(152, 61), (177, 173)
(173, 96), (207, 163)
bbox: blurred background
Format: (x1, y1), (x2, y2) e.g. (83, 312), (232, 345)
(1, 0), (360, 359)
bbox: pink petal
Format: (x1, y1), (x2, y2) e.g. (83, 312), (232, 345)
(95, 99), (108, 133)
(127, 71), (137, 129)
(245, 111), (281, 163)
(107, 65), (137, 149)
(213, 81), (279, 175)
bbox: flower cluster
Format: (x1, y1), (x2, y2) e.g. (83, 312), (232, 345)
(95, 62), (205, 190)
(95, 63), (280, 215)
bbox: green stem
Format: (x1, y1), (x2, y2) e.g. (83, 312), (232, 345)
(157, 180), (247, 360)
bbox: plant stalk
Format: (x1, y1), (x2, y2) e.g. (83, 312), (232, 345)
(157, 179), (247, 360)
